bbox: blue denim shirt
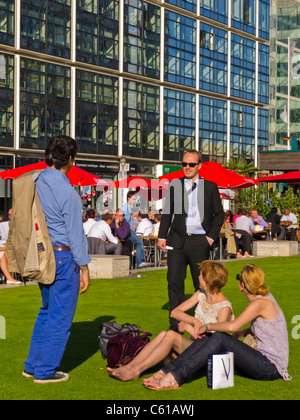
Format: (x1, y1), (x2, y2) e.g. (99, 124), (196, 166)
(36, 167), (91, 267)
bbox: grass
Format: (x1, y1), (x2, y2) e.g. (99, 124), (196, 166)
(0, 256), (299, 401)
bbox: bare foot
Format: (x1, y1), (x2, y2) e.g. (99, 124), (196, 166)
(107, 366), (139, 381)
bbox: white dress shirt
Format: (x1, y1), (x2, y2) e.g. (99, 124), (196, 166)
(83, 218), (96, 236)
(280, 212), (298, 224)
(87, 220), (118, 244)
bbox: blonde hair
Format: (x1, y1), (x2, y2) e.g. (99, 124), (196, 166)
(199, 260), (228, 294)
(238, 264), (270, 296)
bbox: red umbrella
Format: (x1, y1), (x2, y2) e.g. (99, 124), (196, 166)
(111, 176), (168, 201)
(0, 161), (109, 187)
(257, 171), (300, 184)
(159, 161), (256, 189)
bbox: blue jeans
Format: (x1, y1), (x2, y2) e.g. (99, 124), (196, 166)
(130, 230), (144, 265)
(162, 332), (281, 385)
(24, 251), (80, 379)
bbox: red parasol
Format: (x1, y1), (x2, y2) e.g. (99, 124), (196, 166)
(0, 161), (109, 187)
(110, 176), (168, 201)
(257, 170), (300, 184)
(159, 161), (256, 189)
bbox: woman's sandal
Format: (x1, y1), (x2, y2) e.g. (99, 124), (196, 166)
(144, 377), (181, 391)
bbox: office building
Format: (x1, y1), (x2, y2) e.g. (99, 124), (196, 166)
(0, 0), (270, 211)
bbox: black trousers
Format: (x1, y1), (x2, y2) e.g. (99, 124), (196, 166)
(166, 234), (211, 330)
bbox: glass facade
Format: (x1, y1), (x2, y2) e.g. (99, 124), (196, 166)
(0, 0), (271, 171)
(76, 0), (119, 69)
(124, 0), (160, 78)
(0, 53), (14, 148)
(165, 11), (196, 87)
(199, 23), (228, 95)
(20, 59), (70, 150)
(76, 70), (119, 155)
(269, 0), (300, 148)
(164, 89), (195, 161)
(21, 0), (71, 58)
(199, 96), (227, 163)
(0, 0), (14, 46)
(123, 80), (160, 159)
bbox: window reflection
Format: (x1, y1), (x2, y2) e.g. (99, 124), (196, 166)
(20, 59), (70, 149)
(76, 70), (118, 155)
(123, 80), (160, 159)
(164, 89), (195, 161)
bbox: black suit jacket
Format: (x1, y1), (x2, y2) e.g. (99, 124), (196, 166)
(158, 177), (224, 249)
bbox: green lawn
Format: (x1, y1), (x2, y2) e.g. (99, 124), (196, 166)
(0, 256), (299, 401)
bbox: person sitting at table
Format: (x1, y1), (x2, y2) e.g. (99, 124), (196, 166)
(136, 212), (154, 237)
(110, 209), (131, 256)
(266, 207), (286, 240)
(153, 213), (161, 237)
(250, 209), (268, 240)
(87, 213), (122, 255)
(280, 208), (299, 241)
(83, 208), (97, 236)
(220, 212), (238, 258)
(234, 210), (255, 258)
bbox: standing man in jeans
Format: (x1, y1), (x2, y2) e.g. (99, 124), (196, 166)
(22, 135), (91, 384)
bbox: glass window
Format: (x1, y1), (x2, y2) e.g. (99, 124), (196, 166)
(20, 58), (70, 150)
(164, 89), (195, 161)
(230, 103), (255, 161)
(123, 81), (160, 159)
(231, 34), (255, 101)
(77, 0), (119, 69)
(258, 43), (269, 104)
(0, 54), (14, 148)
(166, 0), (197, 14)
(199, 23), (228, 95)
(258, 108), (269, 152)
(200, 0), (228, 24)
(259, 0), (270, 40)
(0, 0), (14, 46)
(165, 11), (196, 87)
(232, 0), (256, 35)
(199, 96), (227, 163)
(76, 70), (118, 155)
(21, 0), (71, 58)
(124, 0), (160, 78)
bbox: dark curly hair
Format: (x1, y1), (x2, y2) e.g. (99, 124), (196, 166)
(45, 135), (79, 169)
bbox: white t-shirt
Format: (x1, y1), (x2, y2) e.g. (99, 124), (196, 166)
(87, 220), (118, 244)
(136, 218), (154, 237)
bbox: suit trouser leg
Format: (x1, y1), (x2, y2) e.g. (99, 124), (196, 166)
(167, 248), (188, 330)
(167, 235), (211, 330)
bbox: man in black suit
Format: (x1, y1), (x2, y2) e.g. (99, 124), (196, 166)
(158, 150), (224, 330)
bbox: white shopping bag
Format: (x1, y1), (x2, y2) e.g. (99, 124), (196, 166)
(207, 352), (234, 390)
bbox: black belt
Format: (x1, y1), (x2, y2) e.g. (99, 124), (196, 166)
(53, 246), (70, 251)
(186, 233), (204, 237)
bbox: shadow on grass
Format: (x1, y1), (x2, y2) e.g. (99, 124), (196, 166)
(60, 315), (115, 373)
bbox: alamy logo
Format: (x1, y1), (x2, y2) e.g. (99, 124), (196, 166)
(0, 315), (6, 339)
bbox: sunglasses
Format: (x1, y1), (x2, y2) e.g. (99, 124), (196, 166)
(181, 162), (199, 168)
